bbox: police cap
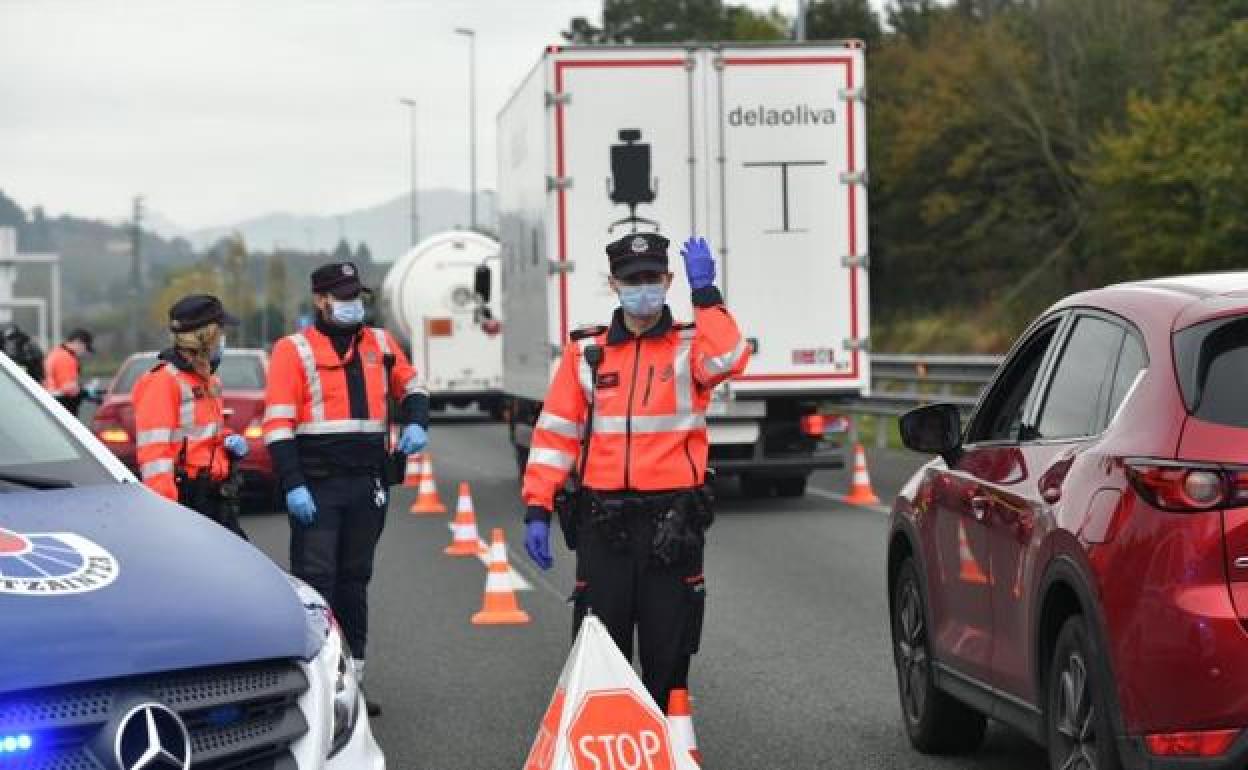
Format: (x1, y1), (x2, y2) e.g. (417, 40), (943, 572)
(606, 233), (669, 278)
(66, 327), (94, 353)
(311, 261), (366, 299)
(169, 294), (240, 333)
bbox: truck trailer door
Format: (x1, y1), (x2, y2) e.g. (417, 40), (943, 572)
(708, 46), (870, 395)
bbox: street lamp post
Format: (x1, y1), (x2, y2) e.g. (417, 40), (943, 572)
(399, 97), (420, 248)
(454, 27), (478, 231)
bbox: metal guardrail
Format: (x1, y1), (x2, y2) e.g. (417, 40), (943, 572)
(847, 353), (1005, 448)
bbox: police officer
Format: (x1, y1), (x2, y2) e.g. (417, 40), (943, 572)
(263, 261), (429, 716)
(133, 296), (249, 537)
(521, 233), (750, 712)
(43, 328), (93, 415)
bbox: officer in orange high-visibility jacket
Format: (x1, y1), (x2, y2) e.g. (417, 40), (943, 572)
(133, 295), (249, 537)
(521, 233), (750, 711)
(263, 261), (429, 716)
(43, 328), (93, 416)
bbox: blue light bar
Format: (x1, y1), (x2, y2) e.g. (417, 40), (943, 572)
(0, 733), (33, 756)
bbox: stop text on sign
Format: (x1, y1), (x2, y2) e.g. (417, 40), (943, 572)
(569, 689), (673, 770)
(576, 731), (664, 770)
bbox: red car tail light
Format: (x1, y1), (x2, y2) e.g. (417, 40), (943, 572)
(243, 421), (264, 440)
(1145, 728), (1239, 757)
(1125, 460), (1248, 511)
(97, 428), (130, 444)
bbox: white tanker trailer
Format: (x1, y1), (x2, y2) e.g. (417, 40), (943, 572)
(382, 230), (504, 417)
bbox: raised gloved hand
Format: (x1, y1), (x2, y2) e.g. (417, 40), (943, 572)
(286, 485), (317, 527)
(680, 236), (716, 290)
(397, 424), (428, 454)
(224, 434), (249, 458)
(525, 518), (553, 570)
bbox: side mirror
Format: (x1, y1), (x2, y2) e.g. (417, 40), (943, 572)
(474, 264), (492, 304)
(900, 403), (963, 466)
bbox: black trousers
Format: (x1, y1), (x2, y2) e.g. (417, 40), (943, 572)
(178, 481), (247, 540)
(290, 474), (387, 659)
(573, 501), (707, 712)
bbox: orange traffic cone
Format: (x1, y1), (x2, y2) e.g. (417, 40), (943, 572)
(471, 528), (531, 625)
(401, 453), (423, 487)
(844, 443), (881, 505)
(410, 455), (447, 515)
(444, 482), (482, 556)
(667, 688), (702, 766)
(958, 520), (990, 585)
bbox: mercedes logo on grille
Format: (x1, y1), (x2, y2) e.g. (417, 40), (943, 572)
(113, 703), (191, 770)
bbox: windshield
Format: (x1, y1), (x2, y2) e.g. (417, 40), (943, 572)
(111, 352), (265, 394)
(0, 362), (116, 488)
(1175, 314), (1248, 428)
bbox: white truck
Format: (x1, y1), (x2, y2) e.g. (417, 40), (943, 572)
(493, 43), (870, 497)
(382, 230), (505, 417)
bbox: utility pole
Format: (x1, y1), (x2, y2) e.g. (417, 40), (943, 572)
(129, 195), (144, 352)
(400, 97), (421, 248)
(796, 0), (808, 41)
(455, 27), (478, 230)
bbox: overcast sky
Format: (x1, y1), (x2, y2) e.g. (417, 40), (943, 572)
(1, 0), (885, 229)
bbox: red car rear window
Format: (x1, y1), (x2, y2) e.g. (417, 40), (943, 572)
(1175, 315), (1248, 428)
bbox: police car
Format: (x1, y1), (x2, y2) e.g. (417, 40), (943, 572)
(0, 351), (384, 769)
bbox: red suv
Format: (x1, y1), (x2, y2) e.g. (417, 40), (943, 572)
(889, 274), (1248, 770)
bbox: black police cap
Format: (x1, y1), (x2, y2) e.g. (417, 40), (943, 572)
(605, 233), (670, 278)
(168, 294), (239, 333)
(311, 261), (366, 299)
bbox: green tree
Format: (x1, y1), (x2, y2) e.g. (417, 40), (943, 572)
(354, 242), (373, 265)
(563, 0), (790, 43)
(1086, 21), (1248, 278)
(331, 238), (352, 262)
(804, 0), (882, 47)
(265, 252), (289, 341)
(221, 234), (255, 344)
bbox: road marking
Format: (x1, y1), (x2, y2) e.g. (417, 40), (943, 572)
(444, 522), (534, 591)
(808, 485), (891, 515)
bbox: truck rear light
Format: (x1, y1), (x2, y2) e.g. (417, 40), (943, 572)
(800, 415), (826, 436)
(1124, 460), (1244, 511)
(98, 427), (130, 444)
(482, 319), (502, 336)
(427, 318), (453, 337)
(1145, 728), (1239, 757)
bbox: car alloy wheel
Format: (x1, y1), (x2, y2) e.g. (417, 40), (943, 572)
(1053, 649), (1097, 770)
(896, 577), (929, 725)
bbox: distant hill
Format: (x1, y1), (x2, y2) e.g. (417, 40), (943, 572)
(167, 189), (497, 263)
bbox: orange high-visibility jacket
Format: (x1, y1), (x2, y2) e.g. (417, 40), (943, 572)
(133, 359), (232, 502)
(522, 300), (750, 511)
(43, 345), (79, 396)
(262, 326), (423, 447)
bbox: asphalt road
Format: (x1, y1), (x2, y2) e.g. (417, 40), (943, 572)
(243, 419), (1048, 769)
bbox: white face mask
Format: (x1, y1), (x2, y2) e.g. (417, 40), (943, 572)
(330, 298), (366, 325)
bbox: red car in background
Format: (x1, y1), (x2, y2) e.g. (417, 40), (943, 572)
(889, 273), (1248, 770)
(92, 349), (276, 503)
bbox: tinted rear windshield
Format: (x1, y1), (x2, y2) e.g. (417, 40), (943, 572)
(1175, 315), (1248, 427)
(111, 353), (264, 394)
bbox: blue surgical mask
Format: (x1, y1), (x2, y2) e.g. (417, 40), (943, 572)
(330, 298), (366, 326)
(618, 283), (667, 317)
(210, 336), (225, 368)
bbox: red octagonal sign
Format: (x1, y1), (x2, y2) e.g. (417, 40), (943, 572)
(569, 689), (674, 770)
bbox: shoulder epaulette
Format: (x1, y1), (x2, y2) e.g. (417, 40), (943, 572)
(569, 325), (607, 341)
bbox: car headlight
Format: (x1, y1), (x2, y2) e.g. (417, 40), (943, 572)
(288, 576), (362, 758)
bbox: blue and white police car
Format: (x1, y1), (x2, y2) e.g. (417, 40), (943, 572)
(0, 351), (384, 769)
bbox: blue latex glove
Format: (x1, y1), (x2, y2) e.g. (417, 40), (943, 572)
(680, 236), (716, 290)
(397, 424), (428, 454)
(223, 434), (249, 458)
(286, 486), (317, 527)
(525, 519), (553, 570)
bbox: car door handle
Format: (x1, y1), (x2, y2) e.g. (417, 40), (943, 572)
(970, 495), (991, 521)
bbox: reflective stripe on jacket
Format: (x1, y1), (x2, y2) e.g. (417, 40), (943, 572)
(133, 362), (230, 502)
(521, 299), (750, 511)
(262, 326), (424, 446)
